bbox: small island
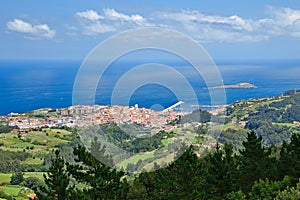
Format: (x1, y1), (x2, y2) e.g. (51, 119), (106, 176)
(213, 82), (257, 89)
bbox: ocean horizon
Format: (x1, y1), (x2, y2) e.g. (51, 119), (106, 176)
(1, 59), (300, 116)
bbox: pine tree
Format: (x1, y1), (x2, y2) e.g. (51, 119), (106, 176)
(134, 147), (206, 199)
(36, 150), (71, 200)
(66, 138), (127, 200)
(276, 179), (300, 199)
(278, 141), (292, 179)
(10, 170), (24, 185)
(279, 133), (300, 185)
(223, 143), (240, 194)
(204, 143), (238, 199)
(238, 131), (271, 193)
(205, 144), (225, 199)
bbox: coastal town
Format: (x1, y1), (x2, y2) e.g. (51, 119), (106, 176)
(1, 104), (185, 131)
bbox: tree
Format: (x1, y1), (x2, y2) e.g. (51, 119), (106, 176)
(278, 141), (292, 179)
(204, 143), (239, 199)
(238, 131), (271, 193)
(225, 190), (246, 200)
(276, 179), (300, 199)
(23, 177), (44, 190)
(205, 144), (227, 198)
(248, 177), (290, 200)
(10, 171), (24, 185)
(66, 138), (127, 200)
(223, 143), (239, 193)
(279, 133), (300, 185)
(36, 150), (72, 200)
(133, 147), (206, 199)
(126, 179), (150, 200)
(0, 124), (12, 133)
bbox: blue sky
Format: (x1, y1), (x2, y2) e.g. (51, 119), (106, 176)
(1, 0), (300, 61)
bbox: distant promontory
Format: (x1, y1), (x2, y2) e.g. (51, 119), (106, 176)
(213, 82), (257, 89)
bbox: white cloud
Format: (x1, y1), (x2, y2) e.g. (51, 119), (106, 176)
(103, 8), (144, 23)
(75, 10), (114, 35)
(75, 9), (149, 35)
(265, 6), (300, 37)
(156, 7), (300, 42)
(76, 10), (103, 21)
(82, 22), (116, 35)
(7, 19), (56, 39)
(64, 24), (77, 31)
(159, 10), (253, 31)
(268, 6), (300, 26)
(157, 10), (261, 42)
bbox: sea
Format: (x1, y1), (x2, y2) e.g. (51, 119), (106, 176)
(1, 59), (300, 116)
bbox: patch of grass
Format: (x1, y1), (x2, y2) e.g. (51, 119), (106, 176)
(44, 128), (72, 138)
(161, 139), (168, 146)
(142, 152), (175, 171)
(0, 129), (71, 154)
(11, 142), (33, 149)
(117, 151), (155, 169)
(0, 172), (45, 186)
(22, 157), (43, 165)
(272, 122), (295, 127)
(0, 174), (11, 185)
(24, 172), (44, 180)
(3, 185), (22, 196)
(0, 133), (20, 146)
(211, 124), (242, 131)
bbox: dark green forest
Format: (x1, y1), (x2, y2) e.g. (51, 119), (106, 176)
(30, 131), (300, 199)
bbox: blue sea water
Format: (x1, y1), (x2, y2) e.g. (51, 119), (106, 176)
(0, 59), (300, 116)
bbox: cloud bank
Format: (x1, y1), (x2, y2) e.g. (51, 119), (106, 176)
(6, 6), (300, 42)
(74, 6), (300, 43)
(156, 6), (300, 42)
(7, 19), (56, 39)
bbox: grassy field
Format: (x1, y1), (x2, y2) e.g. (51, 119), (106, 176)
(116, 132), (207, 172)
(142, 152), (175, 171)
(21, 157), (44, 165)
(0, 173), (11, 184)
(116, 151), (155, 169)
(0, 128), (72, 155)
(0, 127), (68, 200)
(0, 172), (45, 185)
(23, 172), (44, 180)
(210, 124), (243, 131)
(0, 185), (29, 200)
(3, 185), (22, 196)
(0, 172), (44, 199)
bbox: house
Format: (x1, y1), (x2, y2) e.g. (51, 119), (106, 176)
(27, 193), (37, 199)
(293, 121), (300, 125)
(19, 130), (27, 137)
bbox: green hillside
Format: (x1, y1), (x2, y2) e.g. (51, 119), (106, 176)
(222, 92), (300, 146)
(0, 127), (76, 199)
(226, 92), (300, 123)
(0, 91), (300, 199)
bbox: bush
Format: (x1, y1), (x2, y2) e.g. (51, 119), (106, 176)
(23, 177), (44, 189)
(10, 171), (24, 185)
(225, 190), (246, 200)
